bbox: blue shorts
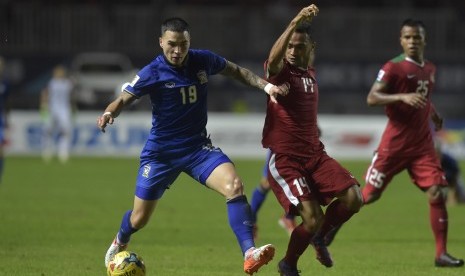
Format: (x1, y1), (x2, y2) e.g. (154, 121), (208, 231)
(134, 144), (232, 200)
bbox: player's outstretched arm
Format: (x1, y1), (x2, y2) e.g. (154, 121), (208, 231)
(220, 60), (288, 103)
(267, 4), (319, 77)
(367, 81), (427, 108)
(97, 91), (137, 133)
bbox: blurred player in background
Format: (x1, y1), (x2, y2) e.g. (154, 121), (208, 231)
(333, 19), (463, 267)
(98, 17), (288, 275)
(0, 56), (10, 183)
(435, 140), (465, 205)
(441, 152), (465, 205)
(261, 5), (363, 275)
(40, 64), (75, 164)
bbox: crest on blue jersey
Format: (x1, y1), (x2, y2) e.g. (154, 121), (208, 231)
(197, 70), (208, 84)
(142, 164), (151, 178)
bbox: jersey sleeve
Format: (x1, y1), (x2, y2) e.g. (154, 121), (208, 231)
(264, 59), (288, 84)
(200, 50), (226, 75)
(123, 65), (153, 98)
(375, 62), (398, 92)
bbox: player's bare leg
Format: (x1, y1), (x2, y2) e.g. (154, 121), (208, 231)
(105, 197), (158, 267)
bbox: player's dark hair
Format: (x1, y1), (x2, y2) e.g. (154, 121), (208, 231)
(161, 17), (189, 35)
(401, 18), (426, 32)
(295, 21), (313, 42)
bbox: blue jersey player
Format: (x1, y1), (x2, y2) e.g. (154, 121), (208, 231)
(0, 56), (10, 183)
(97, 17), (288, 275)
(435, 141), (465, 205)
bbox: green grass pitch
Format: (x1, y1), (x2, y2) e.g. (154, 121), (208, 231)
(0, 156), (464, 275)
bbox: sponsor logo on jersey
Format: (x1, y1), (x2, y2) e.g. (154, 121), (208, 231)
(165, 82), (176, 88)
(376, 70), (385, 81)
(202, 144), (220, 152)
(197, 70), (208, 84)
(407, 74), (416, 79)
(130, 75), (140, 87)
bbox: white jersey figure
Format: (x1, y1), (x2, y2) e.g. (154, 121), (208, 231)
(41, 65), (75, 163)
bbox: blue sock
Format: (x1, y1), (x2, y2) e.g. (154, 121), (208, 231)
(227, 195), (255, 255)
(117, 210), (138, 244)
(250, 186), (268, 223)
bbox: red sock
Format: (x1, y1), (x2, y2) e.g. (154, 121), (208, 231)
(318, 199), (355, 237)
(284, 223), (313, 267)
(430, 199), (448, 258)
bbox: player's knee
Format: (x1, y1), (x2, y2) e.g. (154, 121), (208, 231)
(300, 205), (324, 232)
(302, 213), (324, 233)
(223, 176), (244, 198)
(428, 185), (447, 204)
(343, 185), (363, 212)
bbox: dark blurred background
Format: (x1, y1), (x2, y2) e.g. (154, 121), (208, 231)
(1, 0), (464, 117)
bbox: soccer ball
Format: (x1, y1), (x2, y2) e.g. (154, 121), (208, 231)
(107, 251), (146, 276)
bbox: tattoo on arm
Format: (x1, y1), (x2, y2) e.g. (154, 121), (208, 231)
(222, 61), (267, 90)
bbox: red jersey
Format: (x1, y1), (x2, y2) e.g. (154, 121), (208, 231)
(262, 60), (323, 157)
(376, 54), (436, 156)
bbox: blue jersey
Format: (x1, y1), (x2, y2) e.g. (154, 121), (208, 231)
(125, 49), (226, 157)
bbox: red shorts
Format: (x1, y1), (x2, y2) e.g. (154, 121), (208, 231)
(267, 151), (359, 216)
(363, 150), (447, 196)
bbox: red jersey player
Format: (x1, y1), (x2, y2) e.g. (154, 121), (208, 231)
(262, 5), (363, 275)
(361, 19), (462, 267)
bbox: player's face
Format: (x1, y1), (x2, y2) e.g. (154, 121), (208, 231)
(400, 25), (425, 62)
(286, 32), (313, 68)
(53, 66), (66, 78)
(159, 30), (190, 67)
